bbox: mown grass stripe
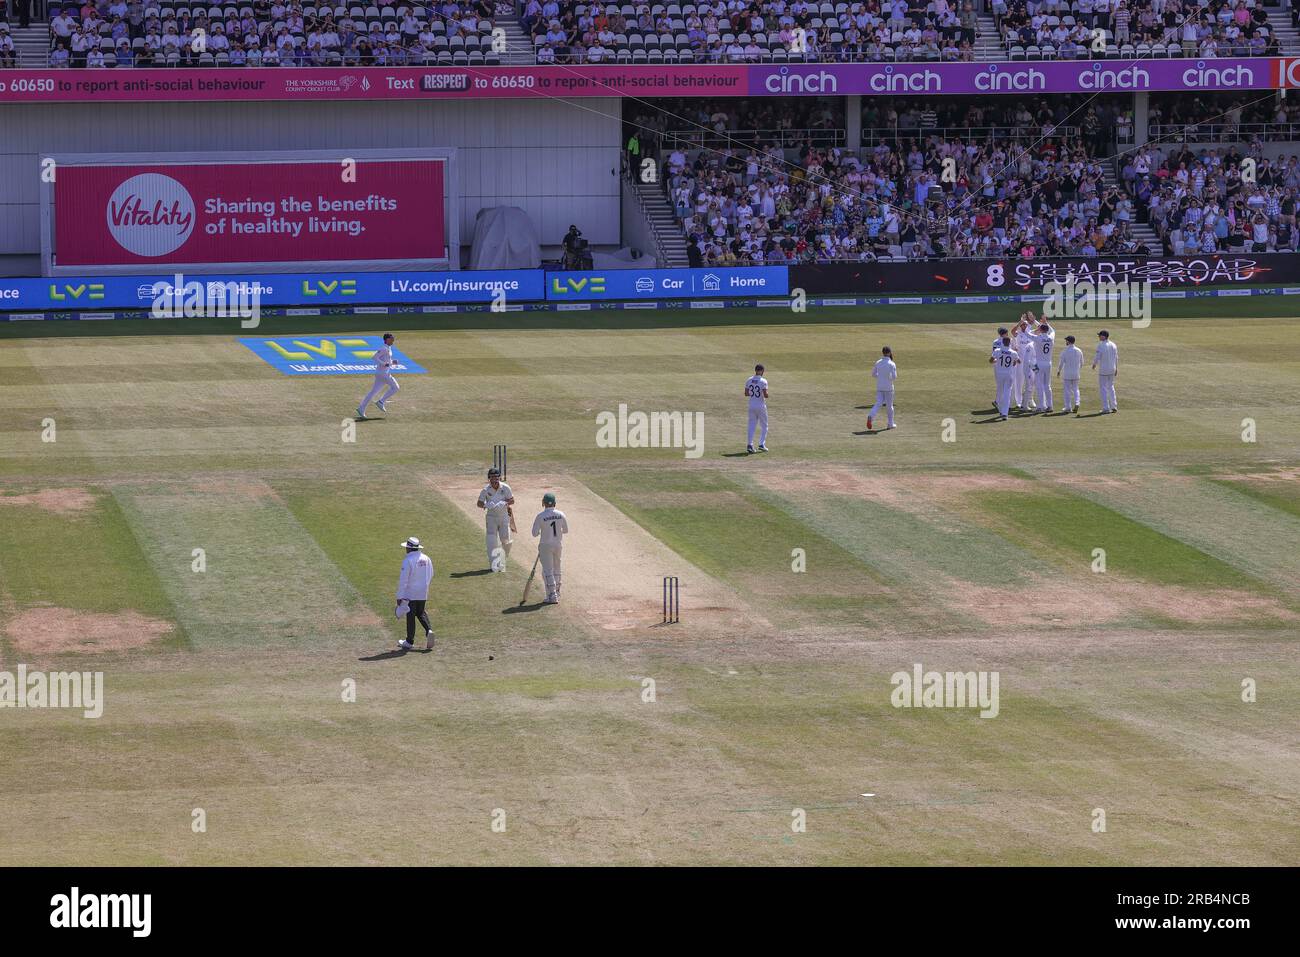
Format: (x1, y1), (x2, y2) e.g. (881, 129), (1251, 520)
(964, 487), (1260, 589)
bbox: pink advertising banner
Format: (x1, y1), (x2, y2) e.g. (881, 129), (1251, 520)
(0, 59), (1284, 103)
(52, 157), (445, 268)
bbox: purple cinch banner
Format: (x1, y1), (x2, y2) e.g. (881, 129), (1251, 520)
(749, 57), (1277, 95)
(0, 59), (1282, 103)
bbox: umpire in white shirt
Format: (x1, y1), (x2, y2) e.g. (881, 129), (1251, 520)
(396, 536), (435, 651)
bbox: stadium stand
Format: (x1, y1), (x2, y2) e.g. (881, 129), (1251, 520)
(989, 0), (1282, 60)
(17, 0), (513, 67)
(632, 95), (1174, 264)
(3, 0), (1294, 66)
(524, 0), (982, 64)
(1119, 142), (1300, 254)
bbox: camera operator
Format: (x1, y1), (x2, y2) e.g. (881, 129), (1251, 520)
(562, 224), (584, 270)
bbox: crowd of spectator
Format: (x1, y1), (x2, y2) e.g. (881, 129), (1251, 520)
(634, 96), (1163, 264)
(7, 0), (1292, 67)
(992, 0), (1279, 58)
(28, 0), (509, 67)
(1121, 143), (1300, 253)
(524, 0), (983, 64)
(659, 127), (1157, 265)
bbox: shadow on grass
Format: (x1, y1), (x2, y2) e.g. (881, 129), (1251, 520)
(450, 568), (494, 578)
(358, 647), (432, 661)
(502, 602), (547, 614)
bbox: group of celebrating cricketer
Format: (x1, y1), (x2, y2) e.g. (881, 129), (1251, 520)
(989, 312), (1120, 420)
(853, 313), (1122, 435)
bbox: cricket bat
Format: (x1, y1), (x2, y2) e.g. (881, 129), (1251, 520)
(520, 554), (541, 605)
(508, 506), (517, 533)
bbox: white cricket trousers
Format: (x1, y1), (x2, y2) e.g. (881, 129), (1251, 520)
(1019, 360), (1036, 407)
(1062, 377), (1080, 410)
(1098, 373), (1117, 411)
(995, 375), (1014, 417)
(539, 543), (562, 597)
(868, 388), (894, 427)
(485, 508), (512, 569)
(747, 404), (768, 447)
(1035, 366), (1054, 409)
(360, 371), (399, 411)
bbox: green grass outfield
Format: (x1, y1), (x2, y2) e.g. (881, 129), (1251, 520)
(0, 299), (1297, 865)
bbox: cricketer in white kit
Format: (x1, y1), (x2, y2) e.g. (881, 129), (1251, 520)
(745, 363), (770, 453)
(357, 332), (400, 418)
(867, 346), (897, 430)
(1014, 316), (1037, 410)
(531, 492), (569, 605)
(1057, 334), (1084, 414)
(1027, 318), (1057, 411)
(1093, 329), (1120, 413)
(477, 468), (515, 571)
(991, 326), (1009, 407)
(989, 336), (1021, 420)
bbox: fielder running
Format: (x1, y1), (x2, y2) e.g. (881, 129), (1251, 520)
(745, 363), (770, 453)
(1057, 334), (1084, 414)
(357, 332), (399, 419)
(1093, 329), (1119, 413)
(395, 536), (435, 651)
(867, 346), (897, 430)
(989, 335), (1021, 420)
(476, 467), (515, 571)
(531, 492), (569, 605)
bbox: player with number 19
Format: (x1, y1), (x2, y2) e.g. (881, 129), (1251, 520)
(989, 336), (1021, 421)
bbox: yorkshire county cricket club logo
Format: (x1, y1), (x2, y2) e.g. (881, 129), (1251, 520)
(106, 173), (196, 257)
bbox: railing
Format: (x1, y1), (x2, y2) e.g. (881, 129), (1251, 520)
(1149, 122), (1300, 143)
(621, 156), (676, 267)
(661, 127), (846, 150)
(862, 125), (1080, 147)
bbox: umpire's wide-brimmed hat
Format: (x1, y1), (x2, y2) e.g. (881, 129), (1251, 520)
(400, 537), (423, 549)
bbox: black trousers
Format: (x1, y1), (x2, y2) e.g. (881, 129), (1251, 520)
(405, 599), (431, 640)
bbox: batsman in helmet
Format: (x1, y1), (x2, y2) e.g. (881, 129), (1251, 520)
(476, 466), (515, 572)
(531, 492), (569, 605)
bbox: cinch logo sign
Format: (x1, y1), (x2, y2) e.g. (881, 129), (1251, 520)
(551, 276), (606, 294)
(48, 283), (105, 301)
(106, 173), (196, 256)
(301, 279), (357, 296)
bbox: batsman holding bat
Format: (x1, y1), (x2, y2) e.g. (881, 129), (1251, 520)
(531, 492), (569, 605)
(477, 467), (515, 572)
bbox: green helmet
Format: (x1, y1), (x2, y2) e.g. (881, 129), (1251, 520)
(542, 492), (557, 507)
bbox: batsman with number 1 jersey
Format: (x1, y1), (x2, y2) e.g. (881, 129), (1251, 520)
(531, 492), (569, 605)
